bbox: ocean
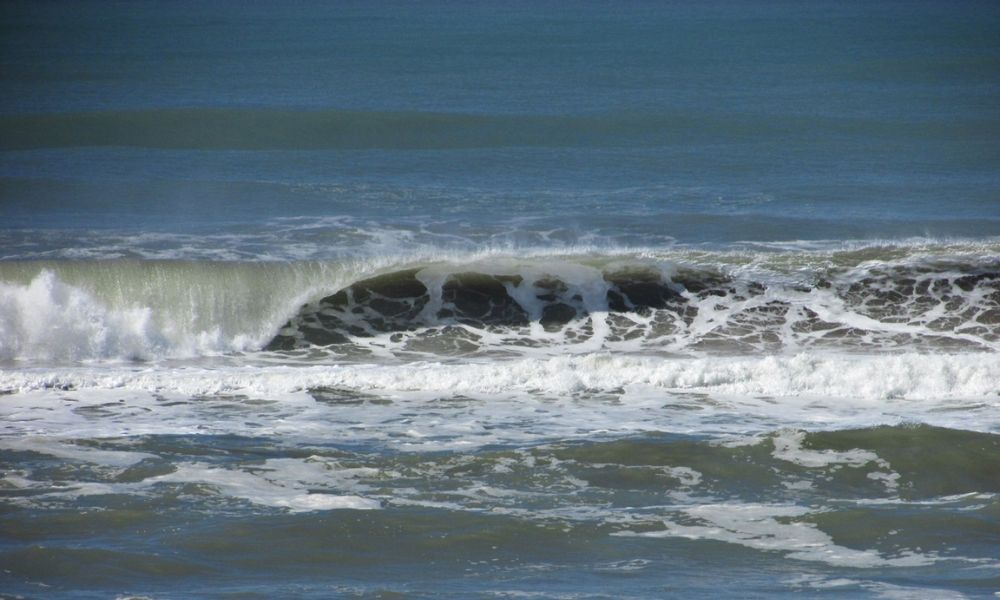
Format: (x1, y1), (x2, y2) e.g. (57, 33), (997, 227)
(1, 1), (999, 598)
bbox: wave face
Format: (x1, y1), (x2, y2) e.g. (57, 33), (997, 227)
(1, 245), (999, 362)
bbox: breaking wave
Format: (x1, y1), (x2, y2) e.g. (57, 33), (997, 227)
(0, 243), (998, 362)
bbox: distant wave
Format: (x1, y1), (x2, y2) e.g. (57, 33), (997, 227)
(0, 108), (671, 151)
(0, 107), (979, 151)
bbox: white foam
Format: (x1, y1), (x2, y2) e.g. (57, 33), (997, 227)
(0, 437), (158, 467)
(785, 575), (972, 599)
(1, 452), (382, 513)
(768, 430), (901, 492)
(1, 353), (997, 456)
(664, 466), (702, 486)
(148, 461), (381, 512)
(771, 429), (881, 468)
(866, 582), (970, 600)
(617, 503), (938, 569)
(3, 352), (997, 402)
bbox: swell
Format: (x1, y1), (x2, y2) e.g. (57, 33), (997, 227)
(1, 107), (985, 151)
(0, 108), (672, 151)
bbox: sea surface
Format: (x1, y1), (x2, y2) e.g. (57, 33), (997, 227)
(2, 1), (1000, 598)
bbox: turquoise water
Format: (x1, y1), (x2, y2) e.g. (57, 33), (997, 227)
(1, 1), (999, 598)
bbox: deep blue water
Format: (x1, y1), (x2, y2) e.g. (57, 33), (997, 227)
(1, 0), (998, 240)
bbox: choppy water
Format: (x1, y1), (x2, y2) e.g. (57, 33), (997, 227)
(2, 1), (999, 598)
